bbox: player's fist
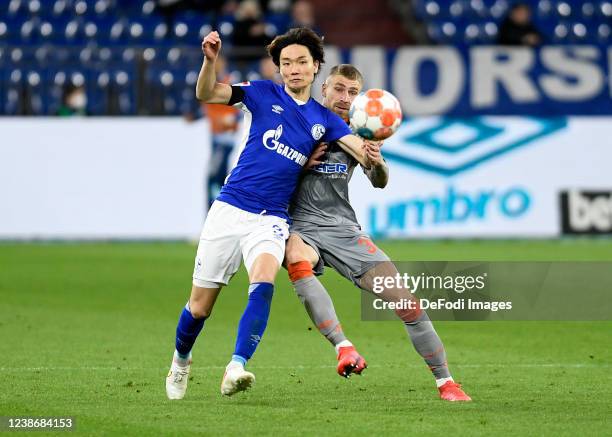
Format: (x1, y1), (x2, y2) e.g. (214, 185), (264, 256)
(202, 31), (222, 61)
(306, 142), (328, 169)
(364, 140), (384, 167)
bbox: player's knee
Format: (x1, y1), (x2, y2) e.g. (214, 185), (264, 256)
(395, 302), (422, 323)
(188, 300), (213, 319)
(189, 284), (221, 319)
(285, 236), (305, 265)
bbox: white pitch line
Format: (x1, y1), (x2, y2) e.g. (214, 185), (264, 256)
(0, 363), (609, 372)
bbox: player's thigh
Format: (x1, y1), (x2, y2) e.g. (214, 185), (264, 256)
(285, 232), (320, 267)
(319, 229), (390, 287)
(241, 215), (289, 283)
(193, 201), (243, 287)
(247, 253), (280, 283)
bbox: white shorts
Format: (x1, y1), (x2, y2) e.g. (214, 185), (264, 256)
(192, 200), (289, 287)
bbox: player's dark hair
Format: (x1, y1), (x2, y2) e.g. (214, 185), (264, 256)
(328, 64), (364, 85)
(266, 27), (325, 71)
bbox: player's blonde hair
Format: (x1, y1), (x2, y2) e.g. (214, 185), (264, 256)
(327, 64), (364, 85)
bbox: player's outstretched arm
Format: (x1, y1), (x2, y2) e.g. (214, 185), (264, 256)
(362, 141), (389, 188)
(336, 134), (372, 169)
(195, 31), (232, 104)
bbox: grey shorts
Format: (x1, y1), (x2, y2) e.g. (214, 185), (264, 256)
(290, 224), (390, 287)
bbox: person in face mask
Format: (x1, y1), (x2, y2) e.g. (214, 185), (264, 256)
(57, 84), (88, 116)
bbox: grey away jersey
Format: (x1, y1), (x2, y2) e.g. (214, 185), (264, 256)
(290, 141), (361, 227)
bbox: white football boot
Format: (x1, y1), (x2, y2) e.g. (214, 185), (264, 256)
(166, 357), (192, 400)
(220, 362), (255, 396)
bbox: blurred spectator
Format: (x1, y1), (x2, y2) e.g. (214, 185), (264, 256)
(57, 84), (88, 116)
(190, 0), (229, 14)
(259, 56), (282, 83)
(289, 0), (321, 34)
(497, 2), (543, 46)
(156, 0), (188, 23)
(267, 0), (291, 14)
(232, 0), (274, 60)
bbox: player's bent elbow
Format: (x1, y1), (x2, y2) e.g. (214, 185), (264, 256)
(370, 175), (389, 189)
(196, 89), (212, 102)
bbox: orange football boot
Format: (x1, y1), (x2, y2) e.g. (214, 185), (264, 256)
(336, 346), (367, 378)
(438, 381), (472, 401)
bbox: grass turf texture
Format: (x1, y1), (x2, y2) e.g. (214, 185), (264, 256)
(1, 240), (610, 436)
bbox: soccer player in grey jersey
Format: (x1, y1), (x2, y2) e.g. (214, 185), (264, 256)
(285, 65), (471, 401)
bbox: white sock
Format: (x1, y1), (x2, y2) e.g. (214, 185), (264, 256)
(334, 340), (353, 354)
(173, 350), (191, 367)
(227, 360), (244, 370)
(436, 376), (454, 388)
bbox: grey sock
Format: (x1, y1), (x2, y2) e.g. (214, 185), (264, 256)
(403, 311), (451, 379)
(293, 276), (347, 347)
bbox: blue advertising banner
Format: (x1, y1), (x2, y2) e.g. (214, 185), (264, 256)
(339, 45), (612, 116)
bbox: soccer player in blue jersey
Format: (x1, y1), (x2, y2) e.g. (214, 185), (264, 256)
(165, 28), (374, 398)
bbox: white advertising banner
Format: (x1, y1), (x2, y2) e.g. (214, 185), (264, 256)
(349, 117), (612, 238)
(0, 118), (210, 239)
(1, 117), (610, 240)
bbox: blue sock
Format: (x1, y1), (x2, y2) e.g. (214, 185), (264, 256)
(232, 282), (274, 364)
(175, 303), (207, 358)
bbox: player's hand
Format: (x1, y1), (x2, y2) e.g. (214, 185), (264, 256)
(305, 143), (328, 169)
(202, 31), (222, 61)
(364, 140), (384, 167)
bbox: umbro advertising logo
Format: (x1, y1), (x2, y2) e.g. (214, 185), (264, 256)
(382, 117), (566, 176)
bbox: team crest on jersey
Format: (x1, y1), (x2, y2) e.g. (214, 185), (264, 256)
(311, 124), (325, 140)
(272, 105), (284, 114)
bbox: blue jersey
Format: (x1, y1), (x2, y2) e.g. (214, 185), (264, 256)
(217, 80), (352, 220)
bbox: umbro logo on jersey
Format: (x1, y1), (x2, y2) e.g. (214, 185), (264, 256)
(272, 105), (284, 114)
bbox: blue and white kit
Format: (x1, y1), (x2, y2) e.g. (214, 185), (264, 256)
(193, 80), (352, 286)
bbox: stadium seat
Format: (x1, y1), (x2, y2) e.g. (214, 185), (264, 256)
(6, 0), (29, 18)
(127, 16), (164, 44)
(50, 0), (72, 19)
(599, 1), (612, 17)
(171, 11), (213, 45)
(217, 14), (235, 40)
(597, 22), (610, 40)
(0, 19), (11, 43)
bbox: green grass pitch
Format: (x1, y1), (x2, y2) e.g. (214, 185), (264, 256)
(1, 240), (610, 435)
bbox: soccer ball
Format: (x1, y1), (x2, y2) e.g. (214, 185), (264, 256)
(349, 89), (403, 140)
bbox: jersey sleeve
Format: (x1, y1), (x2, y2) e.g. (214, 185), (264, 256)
(321, 110), (352, 143)
(229, 80), (270, 112)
